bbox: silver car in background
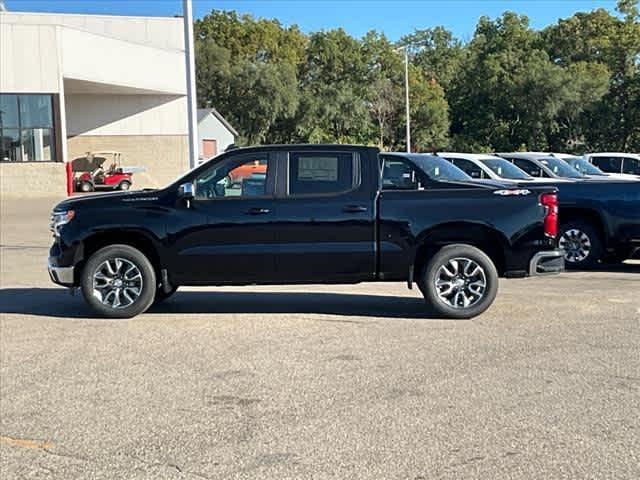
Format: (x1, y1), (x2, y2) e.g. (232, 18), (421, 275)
(495, 152), (587, 181)
(437, 153), (572, 185)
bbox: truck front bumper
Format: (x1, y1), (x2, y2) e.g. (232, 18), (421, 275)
(48, 259), (75, 287)
(529, 249), (564, 276)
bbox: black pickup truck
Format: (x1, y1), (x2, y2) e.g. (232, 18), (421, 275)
(551, 181), (640, 266)
(48, 145), (563, 319)
(497, 153), (640, 267)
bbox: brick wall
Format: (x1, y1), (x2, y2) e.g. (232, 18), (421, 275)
(0, 135), (189, 197)
(0, 162), (67, 197)
(67, 135), (189, 189)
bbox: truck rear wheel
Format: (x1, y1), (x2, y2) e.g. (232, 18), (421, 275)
(558, 220), (603, 268)
(418, 244), (498, 319)
(80, 244), (156, 318)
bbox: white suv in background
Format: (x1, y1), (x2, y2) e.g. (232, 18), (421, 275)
(552, 153), (639, 181)
(584, 153), (640, 179)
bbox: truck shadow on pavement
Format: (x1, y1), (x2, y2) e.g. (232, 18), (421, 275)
(0, 288), (443, 320)
(564, 262), (640, 274)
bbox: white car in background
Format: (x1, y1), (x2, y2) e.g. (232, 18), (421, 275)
(437, 153), (572, 185)
(584, 153), (640, 179)
(552, 153), (639, 181)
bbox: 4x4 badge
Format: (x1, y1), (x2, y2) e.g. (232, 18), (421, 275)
(493, 189), (531, 196)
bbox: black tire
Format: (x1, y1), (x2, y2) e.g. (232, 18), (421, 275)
(80, 181), (93, 192)
(418, 244), (499, 319)
(558, 220), (603, 269)
(154, 286), (178, 304)
(80, 244), (156, 318)
(119, 181), (131, 191)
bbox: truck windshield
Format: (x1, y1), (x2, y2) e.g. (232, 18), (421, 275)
(481, 159), (533, 180)
(539, 157), (584, 179)
(411, 155), (472, 182)
(564, 157), (606, 176)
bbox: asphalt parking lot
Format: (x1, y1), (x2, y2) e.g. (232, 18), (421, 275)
(1, 196), (639, 480)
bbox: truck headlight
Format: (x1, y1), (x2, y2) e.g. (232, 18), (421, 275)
(50, 210), (75, 236)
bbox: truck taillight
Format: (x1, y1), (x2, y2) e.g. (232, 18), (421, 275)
(540, 193), (558, 238)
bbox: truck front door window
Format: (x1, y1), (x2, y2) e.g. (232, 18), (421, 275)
(381, 159), (421, 190)
(194, 156), (270, 199)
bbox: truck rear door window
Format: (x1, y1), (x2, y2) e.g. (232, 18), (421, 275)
(288, 152), (356, 195)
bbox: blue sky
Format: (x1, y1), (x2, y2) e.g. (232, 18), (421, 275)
(5, 0), (620, 41)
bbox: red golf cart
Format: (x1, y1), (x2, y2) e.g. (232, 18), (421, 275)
(72, 152), (144, 192)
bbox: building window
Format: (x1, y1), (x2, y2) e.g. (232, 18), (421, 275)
(0, 94), (56, 162)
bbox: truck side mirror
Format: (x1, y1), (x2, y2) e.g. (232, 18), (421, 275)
(178, 182), (195, 200)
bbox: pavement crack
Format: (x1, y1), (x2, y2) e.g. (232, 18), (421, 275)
(0, 435), (90, 464)
(128, 453), (214, 478)
(42, 447), (91, 463)
(0, 435), (54, 451)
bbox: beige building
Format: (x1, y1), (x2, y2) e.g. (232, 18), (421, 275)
(0, 10), (207, 195)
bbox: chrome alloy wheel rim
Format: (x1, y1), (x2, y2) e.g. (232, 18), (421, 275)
(92, 258), (143, 309)
(559, 229), (591, 263)
(434, 257), (487, 309)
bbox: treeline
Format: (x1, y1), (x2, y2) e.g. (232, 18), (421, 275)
(194, 0), (640, 153)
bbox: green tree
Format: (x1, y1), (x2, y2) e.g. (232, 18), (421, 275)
(195, 10), (306, 65)
(194, 3), (638, 153)
(194, 11), (305, 144)
(407, 71), (450, 151)
(297, 29), (372, 143)
(361, 31), (404, 149)
(400, 26), (464, 90)
(450, 13), (556, 150)
(542, 2), (640, 150)
(449, 12), (610, 152)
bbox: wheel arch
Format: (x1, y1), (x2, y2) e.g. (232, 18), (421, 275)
(77, 230), (163, 283)
(559, 207), (608, 244)
(412, 222), (508, 278)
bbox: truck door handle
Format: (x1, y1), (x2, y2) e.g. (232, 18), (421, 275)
(343, 205), (367, 213)
(247, 207), (270, 215)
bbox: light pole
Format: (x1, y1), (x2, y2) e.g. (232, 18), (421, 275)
(403, 47), (410, 153)
(183, 0), (199, 170)
(395, 46), (411, 153)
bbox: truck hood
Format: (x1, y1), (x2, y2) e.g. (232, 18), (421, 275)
(53, 189), (160, 211)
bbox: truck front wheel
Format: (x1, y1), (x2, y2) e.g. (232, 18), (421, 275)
(418, 244), (498, 319)
(80, 244), (156, 318)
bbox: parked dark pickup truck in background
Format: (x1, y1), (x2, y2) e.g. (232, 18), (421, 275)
(48, 145), (563, 319)
(497, 152), (640, 267)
